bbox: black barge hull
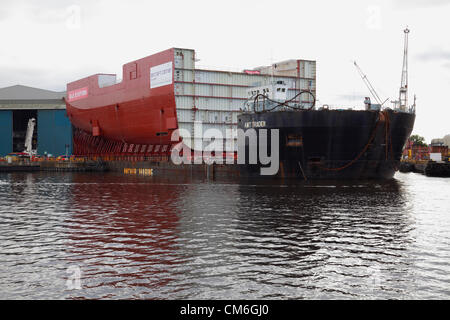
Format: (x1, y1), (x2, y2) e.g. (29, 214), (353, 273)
(238, 109), (415, 180)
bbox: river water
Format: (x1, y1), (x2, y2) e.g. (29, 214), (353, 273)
(0, 171), (449, 299)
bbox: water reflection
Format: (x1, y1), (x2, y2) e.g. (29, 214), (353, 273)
(64, 173), (183, 299)
(0, 172), (449, 299)
(233, 180), (416, 298)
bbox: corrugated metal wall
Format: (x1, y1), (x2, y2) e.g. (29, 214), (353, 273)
(0, 110), (13, 156)
(37, 110), (73, 156)
(173, 48), (316, 152)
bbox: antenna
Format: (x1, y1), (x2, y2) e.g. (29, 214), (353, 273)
(353, 61), (384, 105)
(399, 27), (410, 111)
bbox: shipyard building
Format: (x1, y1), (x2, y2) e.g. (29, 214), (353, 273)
(0, 85), (72, 157)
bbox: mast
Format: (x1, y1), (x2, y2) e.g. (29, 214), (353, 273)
(399, 27), (410, 111)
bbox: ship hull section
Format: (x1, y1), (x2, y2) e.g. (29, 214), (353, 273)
(66, 48), (178, 148)
(238, 109), (416, 179)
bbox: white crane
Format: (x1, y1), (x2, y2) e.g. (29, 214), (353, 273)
(24, 118), (36, 156)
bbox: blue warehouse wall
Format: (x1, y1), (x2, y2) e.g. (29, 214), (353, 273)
(0, 110), (13, 156)
(37, 110), (72, 156)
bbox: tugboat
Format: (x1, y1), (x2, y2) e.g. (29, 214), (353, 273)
(238, 29), (416, 179)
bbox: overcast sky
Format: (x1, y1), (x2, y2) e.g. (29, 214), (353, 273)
(0, 0), (448, 142)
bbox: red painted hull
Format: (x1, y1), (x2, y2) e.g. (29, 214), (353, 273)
(66, 49), (180, 155)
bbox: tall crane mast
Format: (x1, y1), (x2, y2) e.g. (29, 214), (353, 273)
(399, 28), (410, 111)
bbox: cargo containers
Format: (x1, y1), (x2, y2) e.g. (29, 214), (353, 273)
(173, 48), (316, 151)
